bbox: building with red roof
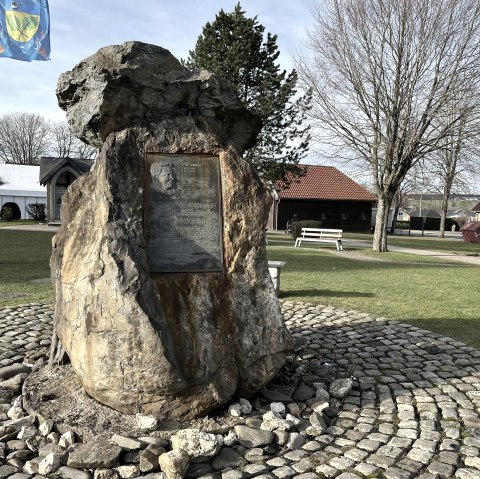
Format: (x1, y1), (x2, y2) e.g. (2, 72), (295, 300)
(268, 165), (377, 231)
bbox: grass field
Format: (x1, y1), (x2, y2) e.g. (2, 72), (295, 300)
(268, 233), (480, 347)
(0, 230), (55, 307)
(1, 229), (479, 348)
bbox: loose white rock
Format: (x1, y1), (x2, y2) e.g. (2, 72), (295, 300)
(38, 452), (63, 475)
(228, 403), (242, 417)
(158, 449), (189, 479)
(116, 464), (140, 479)
(17, 426), (37, 440)
(7, 405), (23, 420)
(263, 410), (282, 421)
(39, 419), (54, 436)
(223, 430), (237, 447)
(59, 431), (76, 448)
(170, 429), (220, 463)
(285, 414), (301, 426)
(136, 414), (158, 430)
(47, 431), (61, 444)
(270, 402), (286, 415)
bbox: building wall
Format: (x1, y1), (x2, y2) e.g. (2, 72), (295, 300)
(0, 194), (47, 219)
(276, 199), (373, 232)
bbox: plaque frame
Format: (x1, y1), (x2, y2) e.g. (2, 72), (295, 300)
(143, 151), (225, 274)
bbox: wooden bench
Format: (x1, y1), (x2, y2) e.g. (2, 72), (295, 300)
(294, 228), (343, 251)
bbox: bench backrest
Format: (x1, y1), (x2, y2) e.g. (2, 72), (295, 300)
(301, 227), (343, 238)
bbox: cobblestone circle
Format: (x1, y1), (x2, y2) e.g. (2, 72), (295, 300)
(1, 301), (480, 479)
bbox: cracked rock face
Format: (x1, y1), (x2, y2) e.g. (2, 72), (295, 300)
(48, 41), (291, 420)
(56, 41), (261, 152)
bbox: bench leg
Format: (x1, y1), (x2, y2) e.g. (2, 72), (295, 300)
(295, 239), (301, 247)
(337, 241), (343, 251)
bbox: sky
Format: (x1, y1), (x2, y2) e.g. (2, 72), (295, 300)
(0, 0), (314, 121)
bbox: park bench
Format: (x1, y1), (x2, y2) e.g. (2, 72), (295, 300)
(294, 228), (343, 251)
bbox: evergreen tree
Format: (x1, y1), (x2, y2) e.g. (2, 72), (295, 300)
(186, 3), (311, 185)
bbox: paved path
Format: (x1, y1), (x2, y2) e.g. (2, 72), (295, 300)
(384, 245), (480, 266)
(1, 302), (479, 478)
(0, 224), (59, 232)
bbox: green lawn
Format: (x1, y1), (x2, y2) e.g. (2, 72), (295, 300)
(0, 230), (55, 307)
(268, 234), (480, 348)
(1, 229), (479, 349)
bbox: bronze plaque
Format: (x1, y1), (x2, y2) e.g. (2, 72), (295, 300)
(144, 153), (223, 273)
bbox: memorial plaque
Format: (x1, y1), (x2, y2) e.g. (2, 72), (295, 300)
(144, 153), (223, 273)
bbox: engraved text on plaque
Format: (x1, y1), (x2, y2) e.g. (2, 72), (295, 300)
(144, 154), (223, 272)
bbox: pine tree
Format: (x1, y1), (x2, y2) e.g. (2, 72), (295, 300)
(186, 3), (311, 185)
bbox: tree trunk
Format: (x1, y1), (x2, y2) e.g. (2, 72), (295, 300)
(373, 196), (391, 252)
(439, 178), (453, 238)
(439, 194), (448, 238)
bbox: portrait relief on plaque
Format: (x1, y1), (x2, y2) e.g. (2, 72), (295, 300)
(150, 161), (177, 196)
(144, 154), (224, 273)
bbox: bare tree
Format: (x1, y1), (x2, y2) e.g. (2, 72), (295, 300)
(75, 141), (97, 160)
(0, 112), (51, 165)
(425, 105), (480, 237)
(49, 121), (97, 159)
(50, 121), (75, 158)
(297, 0), (480, 251)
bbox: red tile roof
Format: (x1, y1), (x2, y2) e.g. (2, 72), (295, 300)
(472, 202), (480, 212)
(277, 165), (376, 201)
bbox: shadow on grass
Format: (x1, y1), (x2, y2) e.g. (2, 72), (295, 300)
(280, 289), (374, 299)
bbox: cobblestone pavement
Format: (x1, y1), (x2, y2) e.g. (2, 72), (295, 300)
(1, 301), (480, 479)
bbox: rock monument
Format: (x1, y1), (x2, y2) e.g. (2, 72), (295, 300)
(46, 41), (291, 420)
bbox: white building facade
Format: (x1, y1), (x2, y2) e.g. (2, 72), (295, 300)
(0, 164), (47, 219)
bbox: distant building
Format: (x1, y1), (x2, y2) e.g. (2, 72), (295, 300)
(39, 157), (94, 223)
(269, 165), (376, 231)
(407, 208), (441, 218)
(473, 202), (480, 221)
(0, 163), (47, 219)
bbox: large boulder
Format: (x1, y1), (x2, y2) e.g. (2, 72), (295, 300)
(45, 41), (291, 420)
(56, 41), (261, 153)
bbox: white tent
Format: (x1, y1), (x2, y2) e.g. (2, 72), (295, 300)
(0, 164), (47, 219)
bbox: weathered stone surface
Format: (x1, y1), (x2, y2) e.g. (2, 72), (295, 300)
(38, 419), (54, 437)
(0, 374), (28, 394)
(58, 466), (93, 479)
(0, 364), (30, 380)
(67, 439), (122, 469)
(110, 434), (144, 451)
(38, 41), (291, 421)
(38, 452), (63, 475)
(234, 426), (274, 448)
(329, 378), (353, 399)
(116, 465), (140, 479)
(139, 445), (166, 472)
(0, 465), (19, 478)
(211, 447), (248, 471)
(158, 449), (189, 479)
(56, 41), (260, 153)
(170, 429), (219, 463)
(292, 383), (315, 402)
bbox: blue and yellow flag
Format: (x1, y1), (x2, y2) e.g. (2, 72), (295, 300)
(0, 0), (50, 61)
